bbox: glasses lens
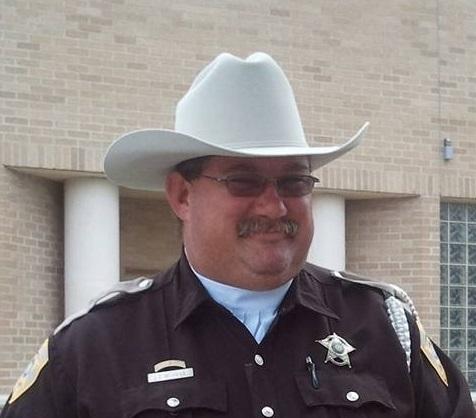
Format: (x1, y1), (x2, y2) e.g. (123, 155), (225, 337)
(226, 175), (265, 196)
(277, 176), (315, 197)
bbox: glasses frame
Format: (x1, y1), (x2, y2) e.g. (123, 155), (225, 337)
(199, 173), (320, 197)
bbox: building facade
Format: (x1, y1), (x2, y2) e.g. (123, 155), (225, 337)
(1, 0), (476, 402)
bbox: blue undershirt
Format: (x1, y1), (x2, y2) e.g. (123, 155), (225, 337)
(189, 263), (293, 343)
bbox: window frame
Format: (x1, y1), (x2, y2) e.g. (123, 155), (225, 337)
(440, 202), (476, 392)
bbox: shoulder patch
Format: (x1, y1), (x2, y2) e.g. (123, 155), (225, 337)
(54, 276), (154, 335)
(417, 319), (449, 386)
(9, 339), (49, 404)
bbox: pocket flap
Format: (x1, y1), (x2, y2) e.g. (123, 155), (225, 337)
(122, 377), (227, 417)
(295, 371), (396, 410)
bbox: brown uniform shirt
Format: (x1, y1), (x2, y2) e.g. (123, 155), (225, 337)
(1, 254), (475, 417)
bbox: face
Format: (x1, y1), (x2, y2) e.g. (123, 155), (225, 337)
(166, 156), (314, 290)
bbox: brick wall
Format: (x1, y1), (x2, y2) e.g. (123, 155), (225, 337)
(1, 1), (475, 184)
(0, 169), (63, 395)
(346, 196), (441, 339)
(438, 1), (476, 197)
(120, 197), (182, 278)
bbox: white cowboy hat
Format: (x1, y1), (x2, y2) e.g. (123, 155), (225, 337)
(104, 52), (369, 191)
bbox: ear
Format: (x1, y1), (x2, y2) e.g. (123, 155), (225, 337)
(165, 172), (191, 222)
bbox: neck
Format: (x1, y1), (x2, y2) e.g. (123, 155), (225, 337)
(185, 250), (294, 290)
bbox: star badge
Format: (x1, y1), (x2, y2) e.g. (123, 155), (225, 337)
(317, 333), (356, 368)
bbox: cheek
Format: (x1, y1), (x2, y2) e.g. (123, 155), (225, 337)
(300, 214), (314, 243)
(289, 198), (313, 223)
(292, 201), (314, 240)
(189, 198), (244, 236)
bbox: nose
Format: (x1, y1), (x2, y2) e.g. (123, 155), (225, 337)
(253, 181), (288, 218)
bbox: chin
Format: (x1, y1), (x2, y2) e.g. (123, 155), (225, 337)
(252, 273), (294, 290)
(250, 259), (298, 279)
(242, 245), (307, 276)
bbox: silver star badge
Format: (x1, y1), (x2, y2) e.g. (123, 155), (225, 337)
(317, 333), (356, 368)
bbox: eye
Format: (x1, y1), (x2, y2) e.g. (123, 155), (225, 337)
(226, 174), (263, 195)
(229, 175), (261, 187)
(278, 175), (314, 196)
(280, 175), (308, 186)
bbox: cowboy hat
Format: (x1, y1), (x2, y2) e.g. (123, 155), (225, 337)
(104, 52), (369, 191)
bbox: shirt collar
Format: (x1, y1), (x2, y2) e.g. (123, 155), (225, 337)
(280, 265), (340, 320)
(190, 263), (293, 316)
(172, 254), (340, 328)
(172, 254), (211, 328)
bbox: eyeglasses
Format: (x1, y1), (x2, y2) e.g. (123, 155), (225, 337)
(199, 173), (320, 197)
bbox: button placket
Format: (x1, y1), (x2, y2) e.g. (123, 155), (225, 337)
(244, 350), (277, 418)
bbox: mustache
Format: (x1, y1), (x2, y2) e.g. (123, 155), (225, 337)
(237, 216), (299, 238)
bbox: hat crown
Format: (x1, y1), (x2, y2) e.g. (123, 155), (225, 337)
(175, 53), (307, 149)
(104, 51), (368, 192)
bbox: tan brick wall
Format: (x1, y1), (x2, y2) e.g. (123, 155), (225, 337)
(0, 168), (63, 394)
(346, 196), (441, 340)
(437, 1), (476, 198)
(120, 197), (182, 278)
(1, 0), (475, 193)
(1, 1), (475, 194)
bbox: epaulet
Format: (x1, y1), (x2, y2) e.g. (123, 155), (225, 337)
(331, 270), (418, 315)
(330, 270), (448, 386)
(54, 276), (154, 335)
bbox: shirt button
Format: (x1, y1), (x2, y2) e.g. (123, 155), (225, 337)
(261, 406), (274, 417)
(254, 354), (264, 366)
(346, 391), (359, 402)
(166, 397), (180, 408)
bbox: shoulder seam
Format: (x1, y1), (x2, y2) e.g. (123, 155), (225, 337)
(53, 276), (154, 335)
(331, 270), (418, 372)
(331, 270), (419, 318)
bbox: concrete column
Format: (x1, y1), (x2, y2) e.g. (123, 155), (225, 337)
(307, 193), (346, 271)
(64, 178), (120, 316)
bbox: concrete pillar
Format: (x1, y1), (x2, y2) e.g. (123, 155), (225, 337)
(307, 193), (346, 271)
(64, 178), (120, 316)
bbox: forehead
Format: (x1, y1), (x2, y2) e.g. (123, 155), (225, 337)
(204, 156), (311, 173)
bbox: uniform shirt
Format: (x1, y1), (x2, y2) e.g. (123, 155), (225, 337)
(1, 254), (475, 417)
(192, 265), (293, 343)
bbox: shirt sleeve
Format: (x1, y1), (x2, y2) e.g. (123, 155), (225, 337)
(409, 315), (476, 417)
(0, 337), (76, 418)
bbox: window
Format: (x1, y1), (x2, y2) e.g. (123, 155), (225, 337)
(440, 202), (476, 391)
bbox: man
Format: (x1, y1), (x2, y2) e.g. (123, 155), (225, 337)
(1, 53), (474, 417)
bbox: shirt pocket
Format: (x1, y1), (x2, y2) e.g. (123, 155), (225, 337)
(121, 377), (227, 417)
(295, 371), (397, 416)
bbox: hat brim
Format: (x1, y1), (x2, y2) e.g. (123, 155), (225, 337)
(104, 122), (369, 191)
